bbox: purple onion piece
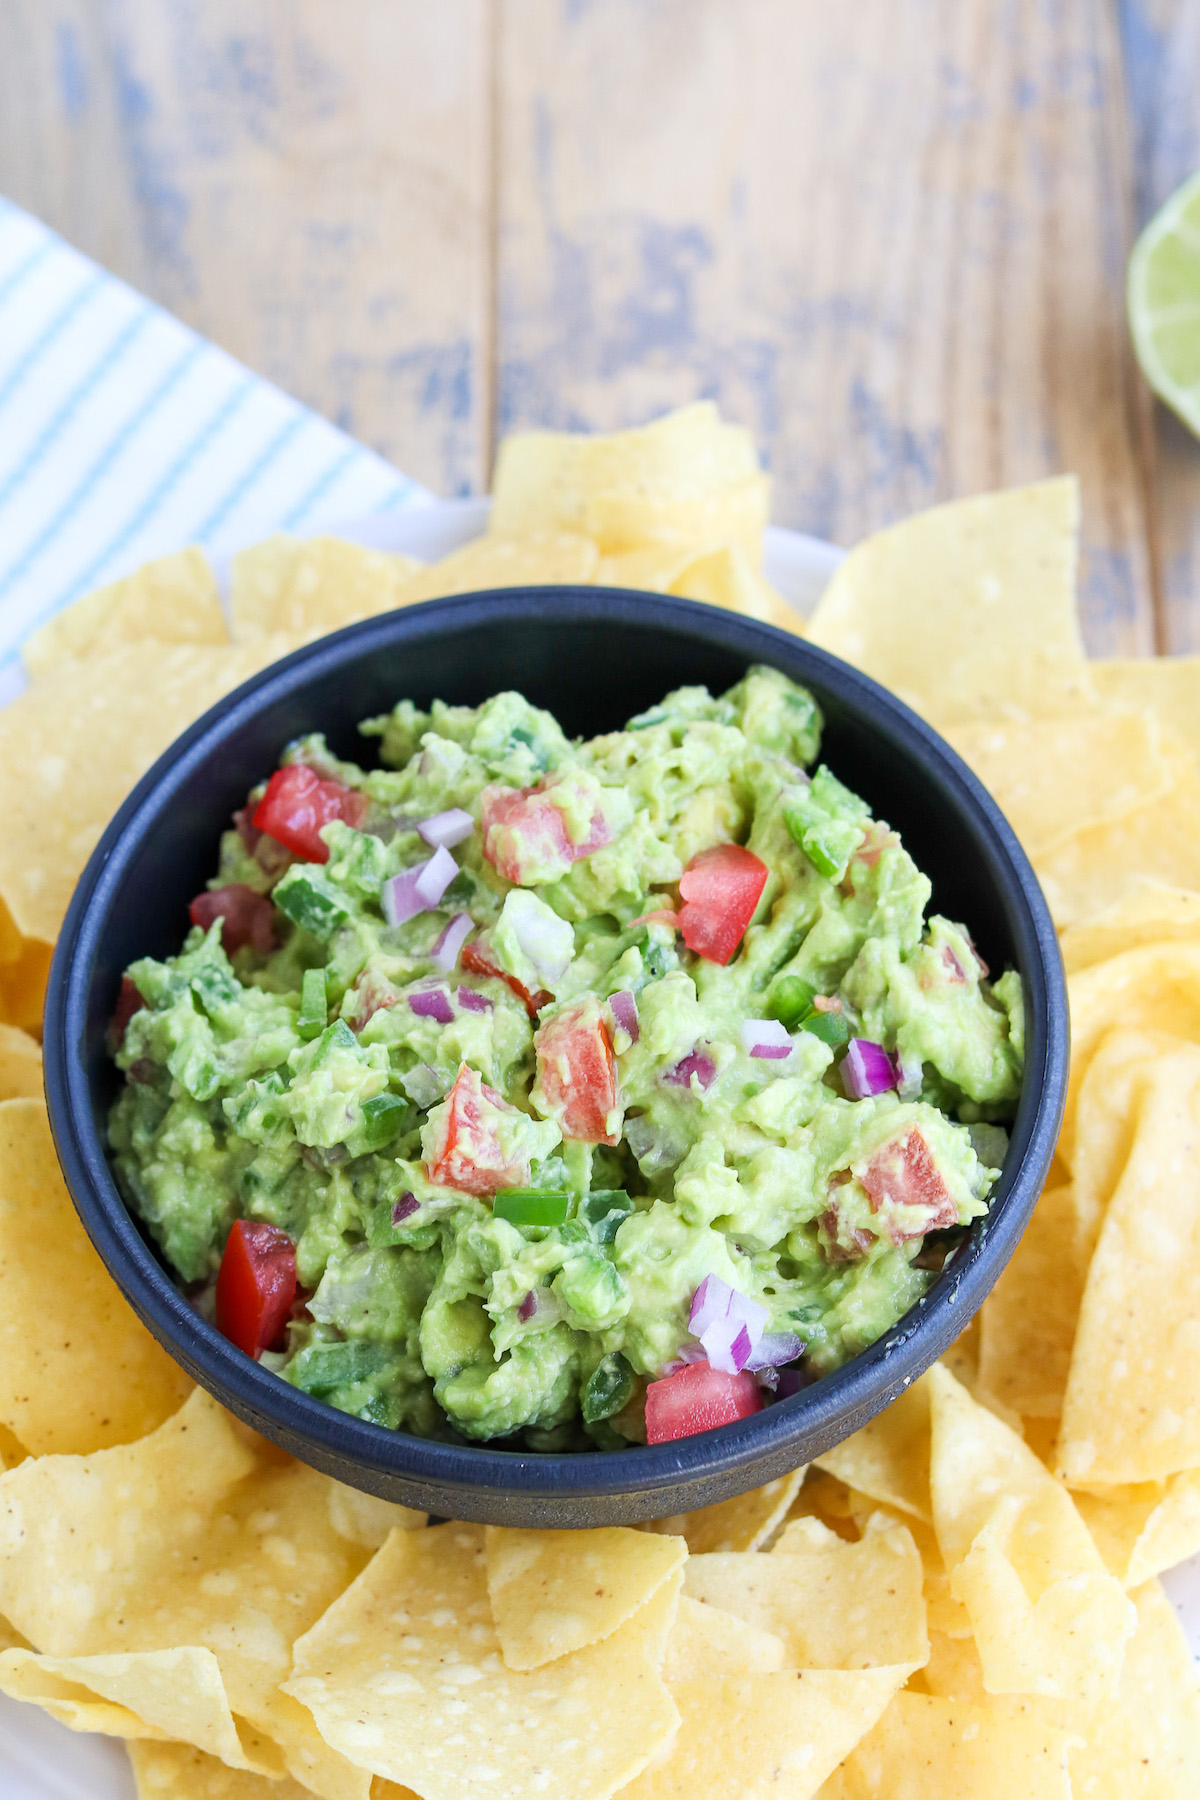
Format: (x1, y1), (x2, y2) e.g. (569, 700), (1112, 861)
(664, 1050), (717, 1090)
(457, 985), (492, 1014)
(701, 1314), (756, 1374)
(841, 1037), (900, 1100)
(689, 1273), (733, 1335)
(740, 1018), (792, 1058)
(382, 864), (429, 928)
(518, 1290), (539, 1323)
(417, 808), (473, 850)
(751, 1043), (793, 1061)
(610, 988), (639, 1043)
(431, 911), (473, 974)
(391, 1192), (420, 1225)
(744, 1331), (806, 1371)
(408, 987), (455, 1025)
(756, 1366), (780, 1391)
(415, 845), (458, 908)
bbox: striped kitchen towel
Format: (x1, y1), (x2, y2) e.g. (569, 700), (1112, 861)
(0, 195), (430, 701)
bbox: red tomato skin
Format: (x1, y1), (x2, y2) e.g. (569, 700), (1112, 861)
(677, 844), (769, 965)
(252, 764), (366, 863)
(480, 781), (611, 886)
(644, 1362), (764, 1443)
(461, 940), (550, 1019)
(189, 884), (277, 955)
(110, 976), (147, 1050)
(534, 1000), (620, 1145)
(216, 1220), (298, 1358)
(859, 1128), (959, 1242)
(425, 1064), (531, 1197)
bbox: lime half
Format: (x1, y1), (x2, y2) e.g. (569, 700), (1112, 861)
(1128, 167), (1200, 440)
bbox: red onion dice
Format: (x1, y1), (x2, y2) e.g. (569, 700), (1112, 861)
(417, 808), (473, 849)
(382, 863), (430, 927)
(609, 989), (639, 1042)
(739, 1018), (793, 1060)
(431, 912), (473, 973)
(391, 1192), (420, 1225)
(518, 1290), (540, 1323)
(664, 1050), (716, 1090)
(415, 846), (458, 908)
(689, 1275), (769, 1373)
(744, 1331), (805, 1370)
(841, 1038), (900, 1100)
(457, 985), (492, 1014)
(408, 987), (455, 1025)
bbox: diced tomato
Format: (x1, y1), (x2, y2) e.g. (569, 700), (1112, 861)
(109, 975), (147, 1050)
(677, 843), (769, 965)
(481, 780), (611, 886)
(252, 764), (366, 864)
(461, 939), (550, 1019)
(534, 999), (620, 1145)
(189, 884), (277, 955)
(644, 1362), (764, 1444)
(859, 1128), (959, 1241)
(818, 1204), (876, 1263)
(425, 1064), (532, 1197)
(347, 967), (404, 1030)
(215, 1219), (298, 1358)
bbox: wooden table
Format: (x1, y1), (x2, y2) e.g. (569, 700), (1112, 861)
(0, 0), (1196, 654)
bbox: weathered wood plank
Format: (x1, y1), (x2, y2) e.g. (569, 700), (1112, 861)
(495, 0), (1155, 653)
(0, 0), (493, 497)
(1118, 0), (1200, 653)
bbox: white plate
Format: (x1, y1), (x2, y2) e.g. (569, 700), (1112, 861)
(2, 504), (1195, 1796)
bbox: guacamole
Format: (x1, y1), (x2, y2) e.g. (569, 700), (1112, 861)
(109, 667), (1023, 1451)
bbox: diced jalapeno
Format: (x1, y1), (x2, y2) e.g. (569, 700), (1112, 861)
(310, 1018), (357, 1064)
(767, 976), (817, 1031)
(580, 1188), (634, 1244)
(582, 1351), (635, 1423)
(297, 967), (328, 1040)
(359, 1091), (409, 1150)
(273, 867), (351, 940)
(286, 1339), (393, 1395)
(493, 1189), (571, 1227)
(803, 1010), (851, 1048)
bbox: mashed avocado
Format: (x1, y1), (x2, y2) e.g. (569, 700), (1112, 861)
(109, 667), (1023, 1450)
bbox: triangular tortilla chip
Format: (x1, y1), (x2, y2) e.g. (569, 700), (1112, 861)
(645, 1470), (806, 1552)
(127, 1739), (360, 1800)
(485, 1523), (685, 1668)
(832, 1691), (1076, 1798)
(814, 1379), (932, 1524)
(23, 548), (227, 678)
(0, 1023), (41, 1101)
(663, 1594), (786, 1679)
(1073, 1470), (1200, 1588)
(977, 1185), (1084, 1418)
(1059, 879), (1200, 973)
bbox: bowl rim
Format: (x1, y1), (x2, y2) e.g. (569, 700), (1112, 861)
(42, 586), (1068, 1519)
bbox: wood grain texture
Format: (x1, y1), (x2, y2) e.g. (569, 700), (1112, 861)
(1119, 0), (1200, 652)
(496, 0), (1155, 652)
(0, 0), (494, 495)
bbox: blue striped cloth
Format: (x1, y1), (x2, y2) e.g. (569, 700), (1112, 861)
(0, 196), (429, 702)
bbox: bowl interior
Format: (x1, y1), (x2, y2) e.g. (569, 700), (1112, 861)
(47, 590), (1065, 1524)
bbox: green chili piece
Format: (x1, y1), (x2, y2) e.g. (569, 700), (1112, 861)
(493, 1189), (572, 1228)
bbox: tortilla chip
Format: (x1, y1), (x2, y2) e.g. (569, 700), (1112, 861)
(667, 544), (802, 634)
(0, 1387), (410, 1798)
(944, 710), (1173, 858)
(1066, 1027), (1179, 1259)
(0, 1097), (194, 1453)
(1059, 880), (1200, 973)
(485, 1524), (686, 1669)
(0, 1646), (249, 1765)
(977, 1186), (1083, 1418)
(927, 1365), (1135, 1699)
(645, 1470), (806, 1552)
(1034, 749), (1200, 929)
(1084, 1578), (1200, 1796)
(400, 528), (599, 602)
(1093, 653), (1200, 764)
(1058, 1043), (1200, 1485)
(232, 536), (422, 641)
(622, 1668), (910, 1800)
(0, 1023), (40, 1100)
(0, 636), (297, 945)
(0, 922), (52, 1035)
(490, 403), (769, 558)
(814, 1380), (932, 1525)
(285, 1523), (681, 1800)
(597, 543), (700, 591)
(784, 1469), (862, 1542)
(829, 1691), (1077, 1799)
(1073, 1471), (1200, 1588)
(22, 549), (227, 678)
(663, 1593), (786, 1679)
(685, 1515), (928, 1672)
(806, 479), (1092, 727)
(127, 1740), (327, 1800)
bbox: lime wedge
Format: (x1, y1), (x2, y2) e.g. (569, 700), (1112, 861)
(1128, 167), (1200, 439)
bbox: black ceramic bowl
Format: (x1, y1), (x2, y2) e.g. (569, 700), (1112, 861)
(43, 589), (1067, 1526)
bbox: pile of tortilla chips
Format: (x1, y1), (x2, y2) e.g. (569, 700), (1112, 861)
(2, 405), (1200, 1797)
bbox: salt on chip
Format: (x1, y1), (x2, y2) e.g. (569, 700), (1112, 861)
(927, 1364), (1135, 1699)
(1059, 879), (1200, 973)
(0, 636), (298, 949)
(1073, 1471), (1200, 1588)
(0, 1646), (250, 1766)
(621, 1668), (911, 1800)
(829, 1691), (1076, 1798)
(663, 1594), (786, 1679)
(0, 1023), (41, 1100)
(806, 478), (1093, 727)
(490, 403), (769, 558)
(1058, 1042), (1200, 1486)
(0, 1387), (399, 1799)
(0, 1098), (194, 1453)
(485, 1523), (686, 1669)
(977, 1185), (1083, 1418)
(685, 1514), (928, 1672)
(944, 709), (1173, 858)
(284, 1522), (681, 1800)
(645, 1469), (806, 1552)
(814, 1378), (932, 1524)
(22, 548), (227, 678)
(400, 528), (599, 601)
